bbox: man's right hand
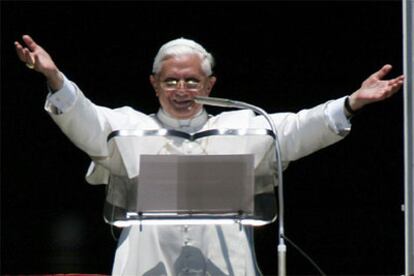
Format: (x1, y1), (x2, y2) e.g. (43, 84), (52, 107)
(15, 35), (63, 91)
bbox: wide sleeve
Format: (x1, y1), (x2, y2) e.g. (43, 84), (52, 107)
(251, 99), (350, 162)
(45, 80), (162, 185)
(46, 83), (118, 157)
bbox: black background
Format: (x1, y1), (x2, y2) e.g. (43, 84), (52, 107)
(1, 1), (405, 275)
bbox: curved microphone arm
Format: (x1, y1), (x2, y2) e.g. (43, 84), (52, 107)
(194, 96), (286, 276)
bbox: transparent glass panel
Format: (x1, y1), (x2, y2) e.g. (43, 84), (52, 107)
(103, 129), (277, 227)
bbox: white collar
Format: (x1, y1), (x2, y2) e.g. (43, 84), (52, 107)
(156, 108), (209, 133)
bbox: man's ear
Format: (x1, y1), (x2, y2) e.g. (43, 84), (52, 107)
(205, 76), (217, 96)
(150, 75), (159, 96)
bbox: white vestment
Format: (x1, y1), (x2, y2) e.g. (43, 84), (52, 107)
(45, 76), (350, 275)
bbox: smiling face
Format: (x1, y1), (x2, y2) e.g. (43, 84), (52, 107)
(150, 54), (216, 119)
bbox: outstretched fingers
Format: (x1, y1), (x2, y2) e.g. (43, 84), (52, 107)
(23, 48), (35, 65)
(22, 34), (38, 51)
(387, 75), (404, 87)
(389, 75), (404, 92)
(394, 75), (405, 84)
(14, 36), (36, 62)
(14, 41), (33, 65)
(372, 64), (393, 80)
(14, 41), (26, 62)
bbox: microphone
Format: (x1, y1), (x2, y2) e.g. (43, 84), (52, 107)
(194, 96), (241, 108)
(194, 95), (267, 111)
(194, 95), (287, 276)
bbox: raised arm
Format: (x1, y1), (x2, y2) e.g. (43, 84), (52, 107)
(14, 34), (63, 91)
(347, 64), (404, 115)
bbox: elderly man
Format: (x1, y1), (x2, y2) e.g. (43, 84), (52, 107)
(15, 35), (403, 275)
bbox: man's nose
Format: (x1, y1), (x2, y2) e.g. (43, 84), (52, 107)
(175, 81), (189, 94)
(176, 80), (186, 89)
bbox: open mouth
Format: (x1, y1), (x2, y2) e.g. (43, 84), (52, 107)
(172, 99), (194, 109)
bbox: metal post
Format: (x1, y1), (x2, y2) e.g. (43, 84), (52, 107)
(403, 0), (414, 275)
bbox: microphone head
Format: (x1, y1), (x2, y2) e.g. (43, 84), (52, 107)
(193, 96), (211, 104)
(194, 96), (235, 108)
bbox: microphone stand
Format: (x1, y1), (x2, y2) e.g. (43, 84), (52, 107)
(194, 96), (286, 276)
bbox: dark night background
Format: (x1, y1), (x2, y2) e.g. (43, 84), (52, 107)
(1, 1), (405, 275)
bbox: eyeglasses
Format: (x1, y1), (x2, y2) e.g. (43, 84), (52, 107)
(160, 78), (204, 91)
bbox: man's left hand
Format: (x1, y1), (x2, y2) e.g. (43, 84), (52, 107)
(348, 64), (404, 112)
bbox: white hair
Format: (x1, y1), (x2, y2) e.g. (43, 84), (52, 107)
(152, 38), (215, 76)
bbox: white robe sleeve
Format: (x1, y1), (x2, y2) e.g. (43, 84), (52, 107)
(44, 76), (161, 184)
(324, 96), (352, 136)
(250, 98), (351, 163)
(44, 73), (78, 114)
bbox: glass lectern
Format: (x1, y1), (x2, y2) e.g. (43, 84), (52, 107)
(103, 128), (278, 227)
